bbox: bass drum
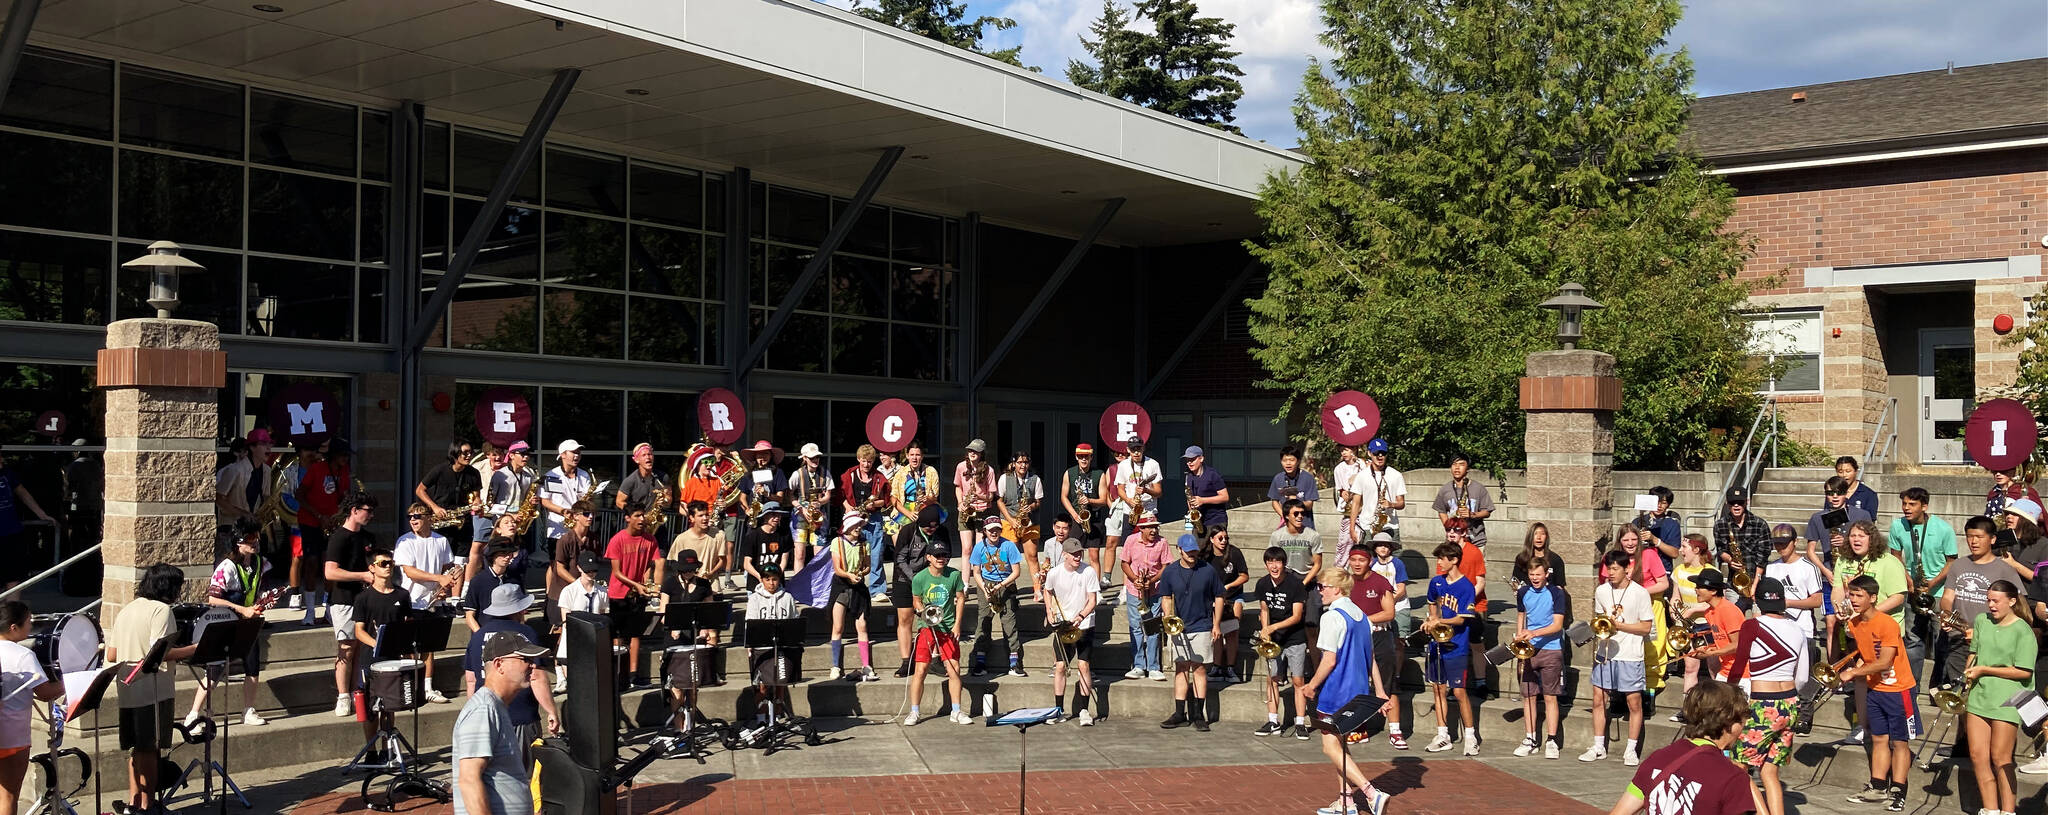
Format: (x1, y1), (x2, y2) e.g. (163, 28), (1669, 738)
(29, 613), (102, 679)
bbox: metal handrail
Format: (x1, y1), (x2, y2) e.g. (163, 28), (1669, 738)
(1713, 396), (1779, 521)
(1864, 397), (1900, 467)
(0, 541), (101, 604)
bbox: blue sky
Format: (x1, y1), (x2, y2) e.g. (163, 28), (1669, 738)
(821, 0), (2047, 146)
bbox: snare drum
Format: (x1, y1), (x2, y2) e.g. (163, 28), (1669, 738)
(29, 613), (102, 680)
(664, 645), (712, 689)
(366, 659), (424, 711)
(748, 647), (801, 687)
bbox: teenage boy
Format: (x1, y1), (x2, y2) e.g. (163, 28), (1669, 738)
(1041, 539), (1100, 724)
(827, 514), (880, 682)
(1266, 445), (1317, 529)
(1724, 576), (1810, 815)
(1253, 546), (1311, 739)
(351, 549), (411, 747)
(1581, 549), (1654, 767)
(324, 492), (378, 719)
(1512, 556), (1566, 759)
(1157, 534), (1225, 732)
(555, 552), (608, 694)
(393, 504), (457, 703)
(1421, 541), (1478, 756)
(1841, 575), (1919, 811)
(1345, 543), (1399, 747)
(1806, 476), (1873, 561)
(741, 563), (797, 731)
(605, 504), (662, 689)
(903, 542), (969, 726)
(1889, 487), (1957, 683)
(657, 551), (715, 722)
(968, 515), (1025, 677)
(1760, 524), (1826, 633)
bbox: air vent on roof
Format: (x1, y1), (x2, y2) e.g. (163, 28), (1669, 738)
(1790, 92), (1807, 103)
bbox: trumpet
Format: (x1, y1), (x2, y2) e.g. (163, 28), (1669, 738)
(1252, 636), (1282, 660)
(919, 604), (946, 628)
(1933, 608), (1969, 635)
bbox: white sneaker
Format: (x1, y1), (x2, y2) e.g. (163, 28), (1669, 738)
(901, 710), (922, 726)
(1315, 798), (1358, 815)
(425, 689), (449, 704)
(1834, 729), (1866, 747)
(1544, 743), (1559, 760)
(241, 708), (266, 727)
(1124, 667), (1146, 680)
(826, 667), (842, 681)
(1078, 710), (1095, 726)
(950, 709), (973, 725)
(1424, 733), (1455, 753)
(183, 710), (201, 729)
(1362, 788), (1390, 815)
(1463, 738), (1480, 756)
(2017, 754), (2048, 774)
(1623, 750), (1640, 767)
(1578, 745), (1607, 762)
(1147, 670), (1167, 681)
(334, 695), (353, 718)
(1513, 738), (1537, 757)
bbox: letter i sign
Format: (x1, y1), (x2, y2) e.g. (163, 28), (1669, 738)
(1966, 398), (2037, 472)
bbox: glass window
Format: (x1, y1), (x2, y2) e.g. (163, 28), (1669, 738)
(772, 399), (826, 457)
(119, 65), (242, 158)
(766, 312), (827, 372)
(361, 111), (389, 182)
(417, 274), (446, 348)
(245, 257), (352, 341)
(826, 400), (866, 462)
(1747, 311), (1821, 393)
(627, 390), (697, 452)
(892, 263), (945, 325)
(115, 242), (238, 330)
(627, 297), (701, 365)
(830, 318), (885, 377)
(629, 164), (700, 229)
(834, 200), (889, 257)
(360, 186), (386, 265)
(1, 49), (112, 139)
(758, 243), (825, 311)
(892, 211), (942, 266)
(118, 151), (241, 248)
(705, 173), (727, 232)
(830, 255), (887, 318)
(891, 325), (941, 381)
(452, 382), (536, 448)
(542, 213), (623, 289)
(541, 386), (620, 454)
(628, 226), (700, 299)
(451, 128), (538, 202)
(542, 287), (622, 359)
(0, 361), (103, 446)
(544, 147), (624, 215)
(248, 169), (355, 260)
(0, 132), (110, 234)
(451, 199), (538, 280)
(703, 239), (724, 302)
(703, 307), (722, 366)
(423, 121), (449, 190)
(765, 187), (827, 245)
(418, 193), (449, 270)
(357, 268), (386, 344)
(0, 231), (110, 325)
(250, 91), (356, 176)
(448, 278), (537, 353)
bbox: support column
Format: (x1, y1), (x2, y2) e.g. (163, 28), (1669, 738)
(1520, 350), (1619, 579)
(97, 318), (227, 617)
(1820, 287), (1885, 457)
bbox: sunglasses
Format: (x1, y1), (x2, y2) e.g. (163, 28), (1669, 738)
(407, 513), (428, 520)
(371, 560), (394, 568)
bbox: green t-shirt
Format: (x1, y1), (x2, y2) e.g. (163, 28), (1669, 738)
(1968, 615), (2039, 724)
(912, 566), (966, 631)
(1836, 554), (1908, 630)
(1885, 516), (1957, 598)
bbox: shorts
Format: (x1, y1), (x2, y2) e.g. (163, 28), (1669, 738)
(1169, 630), (1214, 665)
(1371, 628), (1396, 690)
(289, 528), (305, 559)
(1003, 520), (1040, 549)
(118, 699), (174, 752)
(329, 604), (356, 642)
(1054, 633), (1095, 665)
(1218, 617), (1240, 636)
(0, 746), (24, 761)
(1267, 642), (1308, 680)
(831, 579), (871, 616)
(1734, 690), (1798, 767)
(1590, 659), (1646, 693)
(1864, 688), (1922, 742)
(1106, 512), (1130, 538)
(913, 627), (959, 664)
(1518, 648), (1564, 697)
(1426, 652), (1470, 689)
(1078, 524), (1106, 548)
(887, 578), (913, 609)
(609, 597), (654, 640)
(202, 638), (267, 681)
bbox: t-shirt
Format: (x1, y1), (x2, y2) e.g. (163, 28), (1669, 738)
(1188, 466), (1230, 530)
(605, 530), (661, 601)
(1316, 597), (1365, 653)
(1835, 553), (1908, 630)
(1346, 466), (1406, 532)
(0, 639), (44, 749)
(1968, 616), (2039, 723)
(351, 587), (411, 650)
(552, 529), (603, 581)
(1266, 468), (1318, 530)
(539, 466), (592, 539)
(1511, 550), (1568, 591)
(1593, 581), (1654, 664)
(1886, 516), (1957, 597)
(1043, 564), (1099, 629)
(1804, 505), (1872, 558)
(1518, 584), (1565, 650)
(1349, 570), (1395, 629)
(450, 686), (532, 815)
(617, 468), (659, 510)
(657, 572), (714, 607)
(1943, 556), (2024, 623)
(1158, 559), (1225, 633)
(297, 460), (351, 526)
(1848, 611), (1914, 693)
(324, 527), (376, 607)
(462, 568), (508, 616)
(207, 556), (265, 608)
(1453, 540), (1488, 614)
(1111, 457), (1163, 516)
(1256, 572), (1310, 647)
(215, 458), (256, 523)
(1726, 614), (1809, 685)
(1700, 600), (1745, 678)
(995, 472), (1044, 518)
(1267, 527), (1323, 577)
(1424, 575), (1476, 658)
(1626, 738), (1757, 815)
(669, 528), (723, 575)
(1370, 556), (1409, 611)
(394, 531), (454, 610)
(737, 526), (795, 586)
(421, 464), (482, 513)
(1761, 558), (1824, 628)
(1204, 545), (1249, 602)
(557, 579), (608, 651)
(911, 567), (966, 631)
(109, 597), (175, 707)
(1430, 479), (1495, 545)
(969, 538), (1022, 584)
(1119, 537), (1175, 600)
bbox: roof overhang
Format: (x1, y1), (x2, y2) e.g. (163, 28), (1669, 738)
(28, 0), (1306, 245)
(1703, 123), (2048, 176)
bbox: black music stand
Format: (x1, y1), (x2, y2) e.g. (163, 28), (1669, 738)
(27, 666), (114, 815)
(987, 707), (1060, 815)
(349, 617), (452, 811)
(656, 602), (732, 761)
(164, 617), (260, 811)
(1326, 694), (1388, 814)
(735, 617), (818, 754)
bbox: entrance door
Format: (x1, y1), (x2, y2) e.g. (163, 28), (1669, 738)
(994, 410), (1092, 531)
(1919, 327), (1973, 464)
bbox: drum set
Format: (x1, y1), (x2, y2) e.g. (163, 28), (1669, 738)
(656, 642), (732, 760)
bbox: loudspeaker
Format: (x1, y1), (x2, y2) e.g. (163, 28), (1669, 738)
(533, 736), (601, 815)
(562, 611), (616, 772)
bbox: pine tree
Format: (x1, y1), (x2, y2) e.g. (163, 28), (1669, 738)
(1068, 0), (1244, 134)
(853, 0), (1033, 70)
(1066, 1), (1139, 97)
(1247, 0), (1763, 469)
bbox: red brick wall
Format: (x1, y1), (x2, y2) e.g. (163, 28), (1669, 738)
(1728, 147), (2047, 295)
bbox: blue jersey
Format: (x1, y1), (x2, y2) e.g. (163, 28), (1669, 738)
(1425, 575), (1476, 658)
(1518, 584), (1566, 651)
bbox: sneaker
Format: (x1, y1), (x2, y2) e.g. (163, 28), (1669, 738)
(1544, 743), (1560, 760)
(1514, 738), (1538, 757)
(1623, 750), (1639, 767)
(1147, 670), (1168, 681)
(971, 662), (987, 677)
(183, 710), (201, 729)
(334, 695), (353, 718)
(1254, 721), (1283, 737)
(1425, 733), (1455, 753)
(1667, 713), (1685, 723)
(1834, 729), (1866, 747)
(901, 710), (922, 726)
(2018, 754), (2048, 774)
(1315, 800), (1358, 815)
(1389, 732), (1408, 750)
(1846, 784), (1890, 804)
(1160, 712), (1189, 729)
(1124, 667), (1146, 680)
(1362, 788), (1391, 815)
(1077, 709), (1095, 726)
(859, 665), (880, 682)
(1295, 723), (1314, 740)
(1008, 665), (1028, 678)
(826, 667), (843, 680)
(286, 592), (301, 609)
(1192, 717), (1210, 732)
(1225, 668), (1242, 683)
(1578, 745), (1607, 762)
(425, 689), (449, 704)
(894, 664), (914, 678)
(241, 708), (266, 727)
(1464, 738), (1481, 756)
(1885, 791), (1905, 812)
(950, 709), (973, 725)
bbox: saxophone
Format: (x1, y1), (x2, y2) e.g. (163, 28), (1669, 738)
(429, 490), (482, 529)
(424, 561), (466, 607)
(1369, 468), (1390, 537)
(647, 480), (674, 533)
(796, 467), (826, 537)
(254, 454), (297, 533)
(1074, 472), (1094, 535)
(510, 474), (543, 536)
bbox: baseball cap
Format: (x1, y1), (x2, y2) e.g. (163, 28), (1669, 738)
(675, 550), (702, 573)
(1366, 439), (1390, 454)
(246, 428), (272, 444)
(966, 439), (987, 453)
(1754, 576), (1787, 614)
(922, 541), (950, 560)
(917, 505), (944, 528)
(507, 440), (531, 454)
(840, 513), (865, 532)
(2006, 498), (2044, 526)
(328, 438), (352, 456)
(481, 631), (549, 663)
(556, 439), (582, 455)
(1770, 523), (1799, 545)
(1183, 445), (1203, 459)
(1725, 487), (1749, 505)
(1062, 539), (1084, 555)
(1692, 568), (1727, 593)
(575, 551), (602, 577)
(1177, 534), (1201, 552)
(1074, 443), (1094, 455)
(982, 515), (1005, 531)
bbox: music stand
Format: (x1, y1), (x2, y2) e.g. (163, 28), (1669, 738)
(987, 707), (1060, 815)
(655, 602), (732, 761)
(164, 617), (260, 810)
(349, 617), (452, 811)
(1325, 694), (1387, 814)
(27, 666), (114, 815)
(736, 617), (817, 754)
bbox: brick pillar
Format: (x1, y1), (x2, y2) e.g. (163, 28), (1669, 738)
(96, 319), (228, 619)
(1520, 350), (1619, 574)
(1821, 287), (1886, 457)
(1975, 281), (2031, 393)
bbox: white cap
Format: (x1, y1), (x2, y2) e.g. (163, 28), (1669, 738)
(841, 513), (865, 532)
(800, 442), (823, 459)
(556, 439), (582, 455)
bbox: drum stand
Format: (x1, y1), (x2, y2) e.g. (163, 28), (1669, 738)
(347, 619), (450, 812)
(653, 603), (734, 762)
(163, 619), (260, 811)
(26, 666), (113, 815)
(733, 618), (820, 755)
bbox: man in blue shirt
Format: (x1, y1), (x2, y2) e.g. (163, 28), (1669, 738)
(1158, 533), (1226, 732)
(1264, 445), (1318, 530)
(1182, 446), (1231, 534)
(1513, 557), (1567, 759)
(1422, 541), (1477, 755)
(967, 516), (1024, 677)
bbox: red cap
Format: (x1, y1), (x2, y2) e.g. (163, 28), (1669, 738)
(1074, 443), (1093, 455)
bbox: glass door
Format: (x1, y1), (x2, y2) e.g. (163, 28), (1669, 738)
(1919, 327), (1973, 464)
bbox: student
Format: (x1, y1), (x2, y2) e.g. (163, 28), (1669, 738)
(1511, 556), (1566, 760)
(605, 503), (663, 689)
(1421, 541), (1477, 756)
(1266, 445), (1317, 529)
(1839, 574), (1919, 811)
(1157, 533), (1225, 732)
(1806, 476), (1873, 561)
(1724, 577), (1811, 815)
(1252, 546), (1310, 739)
(351, 549), (410, 749)
(555, 551), (609, 694)
(741, 562), (798, 731)
(902, 543), (969, 726)
(1303, 568), (1394, 815)
(0, 601), (65, 815)
(1601, 525), (1667, 693)
(1581, 549), (1652, 767)
(827, 513), (880, 682)
(1511, 522), (1566, 591)
(1041, 539), (1100, 724)
(968, 515), (1024, 678)
(106, 564), (198, 813)
(1963, 580), (2036, 815)
(1668, 534), (1714, 707)
(1760, 525), (1825, 634)
(1814, 519), (1911, 748)
(1365, 532), (1410, 749)
(1691, 570), (1745, 681)
(889, 506), (946, 678)
(656, 550), (716, 722)
(1344, 543), (1398, 746)
(323, 491), (378, 719)
(1609, 680), (1765, 815)
(1889, 487), (1957, 685)
(190, 520), (272, 728)
(1204, 526), (1249, 682)
(392, 504), (456, 703)
(1934, 516), (2023, 700)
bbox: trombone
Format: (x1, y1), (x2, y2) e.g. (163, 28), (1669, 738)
(1918, 655), (1978, 768)
(1792, 652), (1861, 735)
(1252, 636), (1282, 660)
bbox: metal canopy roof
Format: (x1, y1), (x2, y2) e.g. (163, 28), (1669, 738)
(29, 0), (1305, 245)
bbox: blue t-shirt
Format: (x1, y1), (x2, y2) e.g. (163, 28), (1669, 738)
(1264, 469), (1318, 529)
(0, 469), (19, 537)
(1425, 575), (1476, 658)
(969, 538), (1022, 584)
(1518, 584), (1566, 651)
(1159, 558), (1226, 633)
(465, 619), (546, 726)
(1188, 466), (1230, 530)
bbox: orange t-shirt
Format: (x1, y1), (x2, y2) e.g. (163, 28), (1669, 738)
(679, 476), (720, 508)
(1458, 541), (1487, 615)
(1848, 611), (1914, 692)
(1702, 600), (1745, 678)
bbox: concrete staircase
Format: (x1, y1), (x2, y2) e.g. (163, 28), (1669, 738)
(1745, 466), (1836, 530)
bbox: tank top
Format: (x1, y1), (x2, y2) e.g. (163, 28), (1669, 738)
(1314, 600), (1375, 718)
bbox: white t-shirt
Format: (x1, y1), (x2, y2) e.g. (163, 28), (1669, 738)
(1043, 563), (1099, 629)
(1112, 458), (1163, 517)
(393, 531), (454, 610)
(1332, 460), (1363, 500)
(0, 639), (45, 749)
(1347, 465), (1407, 531)
(1741, 613), (1811, 687)
(1593, 581), (1653, 663)
(541, 466), (593, 539)
(1316, 597), (1366, 652)
(1762, 558), (1825, 628)
(556, 580), (608, 657)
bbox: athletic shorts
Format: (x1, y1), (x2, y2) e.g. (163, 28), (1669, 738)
(329, 603), (356, 642)
(1003, 520), (1040, 549)
(1371, 628), (1396, 690)
(118, 699), (174, 752)
(1734, 689), (1799, 767)
(1864, 688), (1922, 742)
(609, 598), (654, 641)
(913, 627), (959, 664)
(1427, 652), (1470, 689)
(1054, 633), (1095, 665)
(290, 528), (305, 559)
(831, 578), (871, 616)
(887, 578), (913, 609)
(1591, 659), (1646, 693)
(202, 638), (267, 681)
(1078, 524), (1106, 549)
(1519, 648), (1565, 697)
(1106, 512), (1131, 538)
(1169, 630), (1214, 665)
(1269, 642), (1308, 680)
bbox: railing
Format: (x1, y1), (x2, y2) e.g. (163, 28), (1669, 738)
(1865, 397), (1900, 468)
(0, 532), (102, 616)
(1713, 396), (1780, 522)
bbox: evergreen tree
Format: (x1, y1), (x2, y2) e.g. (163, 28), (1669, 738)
(853, 0), (1033, 70)
(1066, 1), (1139, 97)
(1068, 0), (1244, 134)
(1248, 0), (1763, 469)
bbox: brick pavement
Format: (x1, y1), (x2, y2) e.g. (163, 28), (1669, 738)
(282, 760), (1600, 814)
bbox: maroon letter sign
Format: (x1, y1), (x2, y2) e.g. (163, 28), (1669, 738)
(32, 410), (66, 439)
(1320, 390), (1381, 447)
(1098, 401), (1152, 453)
(1966, 398), (2039, 472)
(472, 387), (532, 448)
(268, 382), (341, 445)
(866, 399), (918, 452)
(696, 388), (746, 446)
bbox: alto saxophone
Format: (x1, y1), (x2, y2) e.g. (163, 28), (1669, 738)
(646, 482), (674, 533)
(1369, 469), (1390, 536)
(254, 454), (297, 533)
(1074, 476), (1094, 535)
(424, 561), (466, 606)
(510, 475), (543, 536)
(429, 490), (482, 529)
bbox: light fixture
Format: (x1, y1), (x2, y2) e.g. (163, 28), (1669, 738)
(1536, 281), (1603, 350)
(255, 294), (280, 336)
(251, 4), (284, 12)
(123, 241), (205, 319)
(623, 88), (650, 96)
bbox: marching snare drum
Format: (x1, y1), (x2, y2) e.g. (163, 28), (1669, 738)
(665, 645), (712, 689)
(749, 647), (801, 687)
(366, 659), (425, 712)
